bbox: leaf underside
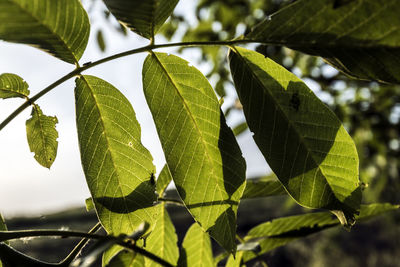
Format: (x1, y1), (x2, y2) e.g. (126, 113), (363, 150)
(0, 0), (90, 64)
(142, 52), (246, 253)
(26, 104), (58, 169)
(248, 0), (400, 84)
(103, 0), (179, 39)
(229, 47), (361, 224)
(74, 75), (158, 237)
(0, 73), (29, 99)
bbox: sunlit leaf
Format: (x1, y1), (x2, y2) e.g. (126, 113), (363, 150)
(156, 165), (172, 197)
(0, 73), (29, 99)
(242, 203), (399, 262)
(229, 47), (361, 225)
(103, 0), (179, 39)
(143, 52), (246, 253)
(106, 250), (144, 267)
(26, 104), (58, 169)
(177, 223), (214, 267)
(248, 0), (400, 84)
(225, 251), (244, 267)
(0, 0), (90, 64)
(243, 175), (286, 199)
(74, 75), (158, 238)
(144, 203), (179, 267)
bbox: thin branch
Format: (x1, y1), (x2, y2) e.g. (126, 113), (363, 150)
(158, 197), (185, 206)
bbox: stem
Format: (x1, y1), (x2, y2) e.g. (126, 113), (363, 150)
(0, 39), (261, 131)
(158, 197), (185, 206)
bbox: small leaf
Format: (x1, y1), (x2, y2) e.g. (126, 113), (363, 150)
(75, 75), (158, 238)
(178, 223), (214, 267)
(103, 0), (179, 39)
(96, 30), (106, 52)
(229, 47), (361, 225)
(156, 165), (172, 197)
(143, 52), (246, 253)
(85, 197), (95, 212)
(144, 203), (179, 267)
(0, 73), (29, 99)
(243, 175), (286, 199)
(0, 0), (90, 64)
(26, 104), (58, 169)
(242, 203), (399, 263)
(232, 121), (248, 136)
(247, 0), (400, 84)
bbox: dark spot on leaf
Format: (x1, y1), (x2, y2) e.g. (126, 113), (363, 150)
(333, 0), (354, 9)
(290, 92), (300, 111)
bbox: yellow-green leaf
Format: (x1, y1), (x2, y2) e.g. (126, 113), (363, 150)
(0, 73), (29, 99)
(0, 0), (90, 64)
(156, 165), (172, 197)
(26, 104), (58, 169)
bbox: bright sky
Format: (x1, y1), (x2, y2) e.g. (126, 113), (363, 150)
(0, 1), (268, 217)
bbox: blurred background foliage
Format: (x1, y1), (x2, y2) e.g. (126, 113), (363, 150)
(9, 0), (397, 266)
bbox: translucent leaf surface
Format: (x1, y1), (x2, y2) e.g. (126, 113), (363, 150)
(178, 223), (214, 267)
(243, 175), (286, 199)
(143, 52), (246, 253)
(0, 0), (90, 64)
(26, 104), (58, 169)
(156, 165), (172, 197)
(106, 250), (144, 267)
(0, 73), (29, 99)
(229, 47), (361, 225)
(144, 203), (179, 267)
(247, 0), (400, 84)
(242, 203), (399, 262)
(74, 75), (158, 237)
(103, 0), (179, 39)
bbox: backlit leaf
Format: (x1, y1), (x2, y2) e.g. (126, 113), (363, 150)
(178, 223), (214, 267)
(74, 75), (158, 238)
(106, 250), (144, 267)
(247, 0), (400, 84)
(243, 175), (286, 199)
(103, 0), (179, 39)
(229, 47), (361, 225)
(0, 73), (29, 99)
(0, 0), (90, 64)
(143, 52), (246, 253)
(242, 203), (399, 262)
(26, 104), (58, 169)
(144, 203), (179, 267)
(156, 165), (172, 197)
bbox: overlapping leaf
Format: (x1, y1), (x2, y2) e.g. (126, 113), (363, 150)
(26, 104), (58, 169)
(178, 223), (214, 267)
(243, 175), (286, 199)
(241, 203), (399, 262)
(74, 75), (158, 237)
(144, 203), (179, 267)
(229, 47), (361, 225)
(156, 165), (172, 197)
(247, 0), (400, 84)
(0, 73), (29, 99)
(142, 52), (246, 253)
(106, 250), (144, 267)
(0, 0), (90, 64)
(103, 0), (179, 39)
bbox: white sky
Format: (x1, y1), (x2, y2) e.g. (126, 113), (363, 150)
(0, 1), (268, 217)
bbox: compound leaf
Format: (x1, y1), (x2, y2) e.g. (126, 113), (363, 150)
(103, 0), (179, 39)
(0, 73), (29, 99)
(26, 104), (58, 169)
(144, 203), (179, 267)
(248, 0), (400, 84)
(74, 75), (158, 237)
(0, 0), (90, 64)
(143, 52), (246, 253)
(229, 47), (361, 225)
(178, 223), (214, 267)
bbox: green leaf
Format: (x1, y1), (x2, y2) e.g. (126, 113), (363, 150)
(232, 122), (248, 136)
(26, 104), (58, 169)
(0, 73), (29, 99)
(156, 165), (172, 197)
(228, 47), (361, 225)
(178, 223), (214, 267)
(106, 250), (144, 267)
(225, 251), (245, 267)
(142, 52), (246, 253)
(96, 30), (106, 52)
(103, 0), (179, 39)
(0, 0), (90, 64)
(144, 203), (179, 267)
(247, 0), (400, 84)
(242, 203), (399, 262)
(74, 75), (158, 237)
(242, 175), (286, 199)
